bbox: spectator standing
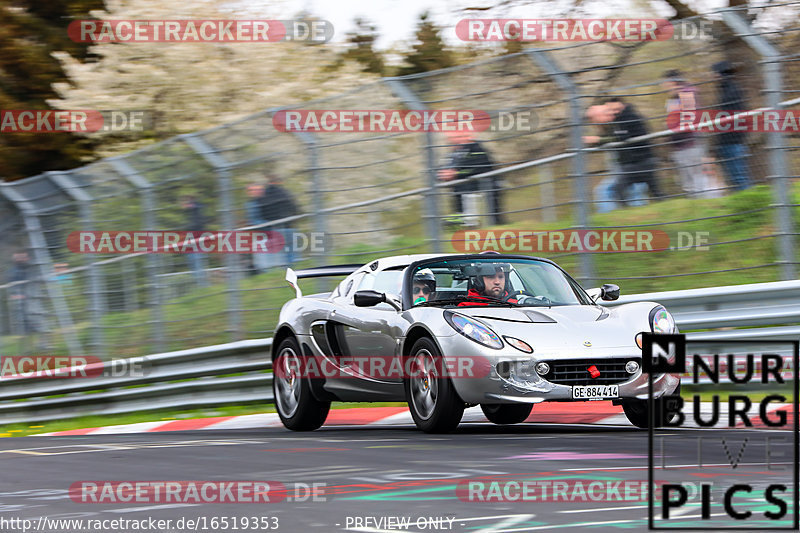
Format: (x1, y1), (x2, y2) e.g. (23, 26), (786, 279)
(584, 98), (664, 204)
(180, 195), (208, 286)
(438, 130), (504, 226)
(586, 105), (647, 212)
(712, 61), (752, 190)
(260, 173), (299, 267)
(245, 183), (269, 274)
(8, 252), (32, 334)
(662, 69), (708, 196)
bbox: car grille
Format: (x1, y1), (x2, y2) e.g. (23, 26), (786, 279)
(541, 358), (640, 386)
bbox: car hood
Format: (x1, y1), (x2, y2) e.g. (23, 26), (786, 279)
(453, 305), (640, 351)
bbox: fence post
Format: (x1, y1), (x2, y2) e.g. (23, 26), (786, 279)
(182, 134), (243, 342)
(290, 129), (329, 292)
(540, 165), (556, 223)
(110, 157), (165, 353)
(525, 49), (595, 282)
(0, 184), (82, 356)
(383, 77), (442, 253)
(47, 171), (107, 357)
(722, 10), (797, 280)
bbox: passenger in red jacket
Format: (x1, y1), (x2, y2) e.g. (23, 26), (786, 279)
(459, 264), (517, 306)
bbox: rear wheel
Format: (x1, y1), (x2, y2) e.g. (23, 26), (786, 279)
(404, 337), (464, 433)
(622, 383), (681, 429)
(273, 337), (330, 431)
(481, 403), (533, 425)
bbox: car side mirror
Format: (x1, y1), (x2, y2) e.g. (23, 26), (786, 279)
(354, 290), (385, 307)
(354, 290), (402, 311)
(600, 283), (620, 301)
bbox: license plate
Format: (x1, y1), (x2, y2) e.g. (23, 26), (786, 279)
(572, 385), (619, 399)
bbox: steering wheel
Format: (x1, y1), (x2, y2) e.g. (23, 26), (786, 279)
(503, 290), (537, 302)
(504, 291), (551, 305)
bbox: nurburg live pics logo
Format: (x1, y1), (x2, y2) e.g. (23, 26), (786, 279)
(642, 332), (799, 529)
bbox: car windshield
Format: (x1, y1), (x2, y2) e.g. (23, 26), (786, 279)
(409, 257), (591, 307)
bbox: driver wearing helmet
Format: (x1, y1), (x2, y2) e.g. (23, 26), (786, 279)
(460, 263), (518, 306)
(412, 268), (436, 304)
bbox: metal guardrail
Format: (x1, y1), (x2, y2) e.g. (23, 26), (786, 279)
(0, 339), (272, 425)
(0, 280), (798, 425)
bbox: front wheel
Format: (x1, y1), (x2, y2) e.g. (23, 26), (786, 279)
(273, 337), (330, 431)
(481, 403), (533, 425)
(404, 337), (465, 433)
(622, 383), (681, 429)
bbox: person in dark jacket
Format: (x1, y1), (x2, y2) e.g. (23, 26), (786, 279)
(245, 183), (269, 274)
(8, 252), (32, 334)
(438, 130), (504, 225)
(180, 195), (208, 286)
(712, 61), (752, 190)
(260, 173), (299, 266)
(584, 99), (664, 204)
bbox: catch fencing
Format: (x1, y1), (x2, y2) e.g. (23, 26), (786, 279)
(0, 5), (799, 358)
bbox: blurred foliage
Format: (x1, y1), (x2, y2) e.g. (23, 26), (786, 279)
(49, 1), (380, 160)
(397, 11), (455, 76)
(0, 0), (102, 181)
(342, 16), (386, 75)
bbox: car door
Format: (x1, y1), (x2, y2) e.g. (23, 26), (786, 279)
(323, 269), (407, 398)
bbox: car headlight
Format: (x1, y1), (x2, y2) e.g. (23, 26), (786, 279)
(444, 311), (503, 350)
(650, 305), (677, 334)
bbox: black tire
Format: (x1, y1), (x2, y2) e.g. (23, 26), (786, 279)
(481, 403), (533, 425)
(273, 337), (330, 431)
(404, 337), (465, 433)
(622, 382), (681, 429)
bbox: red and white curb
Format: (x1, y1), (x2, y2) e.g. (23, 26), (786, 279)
(35, 402), (792, 436)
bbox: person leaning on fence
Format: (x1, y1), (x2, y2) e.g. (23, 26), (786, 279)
(437, 129), (504, 226)
(662, 69), (709, 197)
(586, 104), (630, 212)
(584, 98), (664, 205)
(712, 60), (752, 190)
(260, 173), (299, 267)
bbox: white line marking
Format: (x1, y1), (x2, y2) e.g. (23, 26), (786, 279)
(108, 503), (201, 513)
(559, 505), (646, 513)
(470, 514), (536, 532)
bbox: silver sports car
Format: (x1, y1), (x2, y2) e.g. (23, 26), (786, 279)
(272, 253), (681, 433)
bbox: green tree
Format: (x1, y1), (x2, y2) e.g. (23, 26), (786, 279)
(343, 17), (385, 75)
(0, 0), (103, 181)
(398, 12), (455, 76)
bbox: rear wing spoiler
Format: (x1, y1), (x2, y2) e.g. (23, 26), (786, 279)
(286, 264), (363, 298)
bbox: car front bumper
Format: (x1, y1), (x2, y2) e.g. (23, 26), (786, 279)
(447, 352), (680, 405)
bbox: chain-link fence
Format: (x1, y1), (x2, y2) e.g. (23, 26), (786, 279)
(1, 5), (799, 358)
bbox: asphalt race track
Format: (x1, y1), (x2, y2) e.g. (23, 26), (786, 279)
(0, 419), (796, 532)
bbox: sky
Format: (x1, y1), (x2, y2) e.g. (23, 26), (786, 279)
(273, 0), (731, 49)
